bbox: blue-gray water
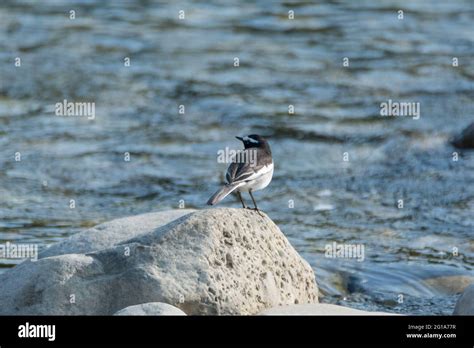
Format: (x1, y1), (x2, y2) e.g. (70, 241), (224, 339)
(0, 0), (473, 315)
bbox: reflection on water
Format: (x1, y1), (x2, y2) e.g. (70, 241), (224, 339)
(0, 0), (473, 314)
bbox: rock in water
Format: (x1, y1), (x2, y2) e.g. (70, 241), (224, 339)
(0, 208), (318, 315)
(453, 283), (474, 315)
(114, 302), (186, 315)
(451, 122), (474, 149)
(423, 275), (474, 295)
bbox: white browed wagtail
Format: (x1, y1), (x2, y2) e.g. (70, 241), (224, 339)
(207, 134), (273, 214)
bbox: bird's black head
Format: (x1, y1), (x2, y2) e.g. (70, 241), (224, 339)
(236, 134), (271, 152)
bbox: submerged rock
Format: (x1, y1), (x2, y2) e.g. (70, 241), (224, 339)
(114, 302), (186, 316)
(0, 208), (318, 315)
(423, 275), (474, 295)
(451, 122), (474, 149)
(453, 283), (474, 315)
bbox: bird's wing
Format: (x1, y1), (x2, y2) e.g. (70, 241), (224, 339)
(226, 150), (273, 184)
(226, 161), (243, 184)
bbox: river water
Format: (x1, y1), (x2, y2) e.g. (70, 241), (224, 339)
(0, 0), (473, 314)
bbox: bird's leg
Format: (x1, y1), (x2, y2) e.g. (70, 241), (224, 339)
(236, 191), (247, 209)
(249, 190), (263, 216)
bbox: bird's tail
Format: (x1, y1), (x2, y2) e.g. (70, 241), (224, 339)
(207, 183), (242, 205)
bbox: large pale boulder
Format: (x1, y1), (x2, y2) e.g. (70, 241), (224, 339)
(114, 302), (186, 316)
(453, 283), (474, 315)
(0, 208), (318, 315)
(40, 209), (196, 258)
(259, 303), (398, 315)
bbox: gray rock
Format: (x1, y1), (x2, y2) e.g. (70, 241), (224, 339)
(453, 283), (474, 315)
(451, 122), (474, 149)
(423, 275), (474, 295)
(114, 302), (186, 316)
(40, 209), (195, 258)
(0, 208), (318, 315)
(259, 303), (398, 315)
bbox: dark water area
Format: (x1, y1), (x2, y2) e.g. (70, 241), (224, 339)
(0, 0), (473, 314)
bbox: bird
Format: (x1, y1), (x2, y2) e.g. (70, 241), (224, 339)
(207, 134), (273, 214)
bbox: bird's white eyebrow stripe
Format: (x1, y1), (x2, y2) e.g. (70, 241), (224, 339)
(243, 136), (259, 143)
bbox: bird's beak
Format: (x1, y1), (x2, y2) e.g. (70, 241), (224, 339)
(235, 136), (244, 141)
